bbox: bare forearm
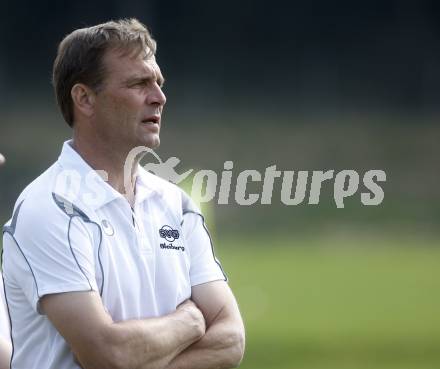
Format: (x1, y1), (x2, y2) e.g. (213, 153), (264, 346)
(74, 303), (205, 369)
(167, 319), (245, 369)
(108, 310), (202, 369)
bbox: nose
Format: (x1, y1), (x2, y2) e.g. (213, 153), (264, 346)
(148, 83), (167, 107)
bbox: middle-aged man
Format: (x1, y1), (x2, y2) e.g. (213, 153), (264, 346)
(2, 19), (245, 369)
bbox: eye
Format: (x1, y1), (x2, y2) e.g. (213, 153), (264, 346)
(129, 80), (148, 88)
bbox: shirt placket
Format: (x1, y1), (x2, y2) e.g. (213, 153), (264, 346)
(131, 205), (153, 255)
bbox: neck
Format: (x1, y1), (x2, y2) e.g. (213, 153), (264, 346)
(72, 131), (140, 205)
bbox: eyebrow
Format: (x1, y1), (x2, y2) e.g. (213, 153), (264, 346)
(124, 74), (165, 87)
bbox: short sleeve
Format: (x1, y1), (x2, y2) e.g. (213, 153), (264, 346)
(2, 196), (98, 314)
(181, 193), (227, 286)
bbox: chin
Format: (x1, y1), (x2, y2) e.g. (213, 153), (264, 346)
(141, 136), (160, 150)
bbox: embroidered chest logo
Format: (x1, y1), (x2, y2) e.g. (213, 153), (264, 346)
(158, 225), (185, 252)
(159, 225), (180, 242)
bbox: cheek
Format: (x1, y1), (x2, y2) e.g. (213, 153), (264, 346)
(101, 93), (143, 122)
(121, 92), (146, 117)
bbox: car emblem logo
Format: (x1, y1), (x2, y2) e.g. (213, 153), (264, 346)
(101, 219), (114, 236)
(159, 225), (180, 242)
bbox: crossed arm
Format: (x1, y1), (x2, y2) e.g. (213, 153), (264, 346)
(40, 280), (245, 369)
(168, 281), (245, 369)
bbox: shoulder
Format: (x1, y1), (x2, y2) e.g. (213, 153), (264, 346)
(137, 167), (204, 226)
(138, 167), (193, 209)
(138, 166), (179, 193)
(4, 162), (91, 238)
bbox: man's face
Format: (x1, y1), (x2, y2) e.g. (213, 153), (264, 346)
(0, 153), (4, 166)
(92, 48), (166, 151)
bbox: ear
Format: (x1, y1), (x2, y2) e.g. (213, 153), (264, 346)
(71, 83), (96, 118)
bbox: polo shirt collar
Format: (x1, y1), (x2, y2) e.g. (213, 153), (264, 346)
(56, 140), (159, 210)
(56, 140), (124, 210)
(135, 166), (160, 205)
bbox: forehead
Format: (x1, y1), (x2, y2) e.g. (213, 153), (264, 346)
(102, 48), (163, 82)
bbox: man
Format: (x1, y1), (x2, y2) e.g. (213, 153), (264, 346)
(2, 19), (245, 369)
(0, 153), (12, 369)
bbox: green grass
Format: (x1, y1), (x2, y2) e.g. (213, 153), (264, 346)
(217, 234), (440, 369)
(1, 231), (438, 368)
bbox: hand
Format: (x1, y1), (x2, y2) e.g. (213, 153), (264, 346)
(177, 299), (206, 338)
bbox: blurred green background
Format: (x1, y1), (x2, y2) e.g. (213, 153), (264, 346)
(1, 1), (439, 368)
(221, 234), (440, 369)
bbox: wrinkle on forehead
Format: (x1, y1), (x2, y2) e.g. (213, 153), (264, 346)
(137, 54), (164, 84)
(103, 48), (163, 85)
(133, 58), (163, 82)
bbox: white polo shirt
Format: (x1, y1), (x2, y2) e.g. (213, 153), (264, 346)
(2, 140), (226, 369)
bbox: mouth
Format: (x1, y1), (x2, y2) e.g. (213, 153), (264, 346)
(141, 115), (160, 125)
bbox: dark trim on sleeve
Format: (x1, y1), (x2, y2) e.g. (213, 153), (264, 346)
(2, 195), (98, 312)
(67, 217), (94, 291)
(52, 192), (103, 294)
(3, 200), (24, 236)
(2, 230), (41, 301)
(52, 193), (90, 221)
(182, 210), (228, 282)
(71, 217), (104, 296)
(88, 220), (104, 297)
